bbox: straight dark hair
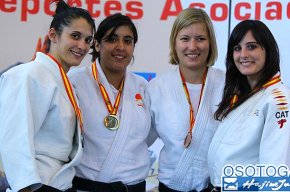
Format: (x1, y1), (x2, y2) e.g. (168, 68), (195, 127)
(215, 20), (280, 120)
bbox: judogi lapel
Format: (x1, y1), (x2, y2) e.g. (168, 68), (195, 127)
(169, 67), (218, 187)
(95, 64), (133, 181)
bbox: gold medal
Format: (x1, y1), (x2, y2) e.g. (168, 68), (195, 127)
(104, 114), (119, 130)
(92, 62), (125, 132)
(184, 132), (192, 148)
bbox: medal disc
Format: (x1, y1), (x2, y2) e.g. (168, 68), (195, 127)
(104, 115), (119, 130)
(184, 133), (192, 148)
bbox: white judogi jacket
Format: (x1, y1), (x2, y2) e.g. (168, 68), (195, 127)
(0, 53), (82, 191)
(146, 66), (225, 191)
(208, 80), (290, 187)
(68, 61), (151, 184)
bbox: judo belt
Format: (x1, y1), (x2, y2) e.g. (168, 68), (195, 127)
(34, 185), (76, 192)
(73, 176), (146, 192)
(208, 183), (221, 192)
(159, 182), (213, 192)
(210, 187), (221, 192)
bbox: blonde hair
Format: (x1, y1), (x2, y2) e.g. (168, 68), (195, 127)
(169, 8), (218, 66)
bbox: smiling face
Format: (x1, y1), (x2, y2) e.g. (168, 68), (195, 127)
(96, 25), (135, 75)
(233, 30), (266, 89)
(175, 22), (209, 71)
(48, 17), (93, 72)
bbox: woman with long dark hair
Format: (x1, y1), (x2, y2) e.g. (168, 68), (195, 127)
(208, 20), (290, 191)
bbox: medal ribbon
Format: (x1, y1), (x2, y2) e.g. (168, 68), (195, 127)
(230, 74), (281, 107)
(92, 61), (124, 116)
(47, 54), (83, 133)
(180, 67), (208, 148)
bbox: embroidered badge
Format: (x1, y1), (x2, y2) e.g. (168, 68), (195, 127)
(277, 119), (287, 128)
(135, 93), (144, 107)
(253, 109), (259, 116)
(249, 109), (260, 116)
(272, 88), (288, 128)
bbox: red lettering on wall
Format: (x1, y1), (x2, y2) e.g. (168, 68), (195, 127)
(189, 3), (205, 9)
(21, 0), (40, 21)
(254, 2), (261, 20)
(1, 0), (288, 22)
(126, 1), (143, 19)
(86, 0), (101, 18)
(288, 2), (290, 19)
(67, 0), (81, 7)
(44, 0), (54, 16)
(266, 2), (282, 20)
(211, 3), (228, 21)
(104, 1), (121, 16)
(0, 0), (16, 12)
(160, 0), (183, 20)
(235, 2), (251, 20)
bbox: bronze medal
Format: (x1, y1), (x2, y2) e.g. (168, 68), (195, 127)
(180, 68), (208, 148)
(104, 114), (119, 130)
(184, 133), (192, 148)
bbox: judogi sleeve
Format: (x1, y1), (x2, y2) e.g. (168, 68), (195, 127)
(0, 72), (52, 191)
(259, 89), (290, 165)
(145, 84), (159, 147)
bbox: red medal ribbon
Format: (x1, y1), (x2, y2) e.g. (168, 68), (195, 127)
(230, 74), (281, 107)
(92, 61), (124, 116)
(47, 54), (83, 133)
(180, 67), (208, 148)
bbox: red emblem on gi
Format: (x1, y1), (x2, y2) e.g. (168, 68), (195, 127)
(135, 93), (144, 107)
(278, 119), (287, 128)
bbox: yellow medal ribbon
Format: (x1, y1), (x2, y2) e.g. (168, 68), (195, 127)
(230, 74), (281, 107)
(92, 62), (124, 128)
(47, 54), (83, 133)
(180, 67), (208, 148)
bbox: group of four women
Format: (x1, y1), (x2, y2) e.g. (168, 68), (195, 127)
(0, 0), (289, 191)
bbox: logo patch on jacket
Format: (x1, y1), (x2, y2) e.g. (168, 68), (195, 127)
(135, 93), (144, 107)
(272, 88), (288, 128)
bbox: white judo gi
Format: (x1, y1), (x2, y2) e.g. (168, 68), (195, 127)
(0, 52), (82, 191)
(208, 78), (290, 187)
(146, 66), (225, 191)
(68, 60), (151, 185)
